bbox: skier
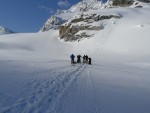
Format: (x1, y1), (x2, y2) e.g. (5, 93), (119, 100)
(70, 54), (75, 64)
(85, 55), (88, 63)
(77, 55), (81, 63)
(77, 55), (79, 63)
(83, 55), (86, 63)
(88, 57), (92, 65)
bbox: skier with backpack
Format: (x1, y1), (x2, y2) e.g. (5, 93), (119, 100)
(85, 55), (88, 63)
(77, 55), (81, 63)
(83, 55), (86, 63)
(88, 57), (92, 65)
(70, 54), (75, 64)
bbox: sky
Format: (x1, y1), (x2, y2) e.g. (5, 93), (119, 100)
(0, 0), (106, 33)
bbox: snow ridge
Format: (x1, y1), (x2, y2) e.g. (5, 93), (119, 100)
(69, 0), (103, 12)
(39, 16), (66, 31)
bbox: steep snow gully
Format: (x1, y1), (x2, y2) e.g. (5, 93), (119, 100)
(0, 63), (86, 113)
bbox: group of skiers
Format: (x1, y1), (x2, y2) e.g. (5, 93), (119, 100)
(70, 54), (92, 65)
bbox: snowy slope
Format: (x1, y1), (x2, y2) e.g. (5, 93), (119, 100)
(0, 3), (150, 113)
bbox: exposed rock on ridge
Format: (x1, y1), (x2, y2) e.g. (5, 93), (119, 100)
(40, 16), (66, 32)
(59, 13), (122, 42)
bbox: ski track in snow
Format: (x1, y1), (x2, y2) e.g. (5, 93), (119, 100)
(57, 65), (102, 113)
(85, 68), (101, 113)
(0, 64), (86, 113)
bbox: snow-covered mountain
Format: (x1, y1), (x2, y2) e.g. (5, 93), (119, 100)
(39, 16), (66, 32)
(39, 0), (113, 32)
(40, 0), (148, 41)
(0, 26), (15, 35)
(68, 0), (103, 12)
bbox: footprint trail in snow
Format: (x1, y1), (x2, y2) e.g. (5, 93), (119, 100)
(0, 64), (86, 113)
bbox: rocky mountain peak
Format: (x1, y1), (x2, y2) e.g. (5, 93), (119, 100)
(0, 26), (15, 35)
(39, 16), (66, 32)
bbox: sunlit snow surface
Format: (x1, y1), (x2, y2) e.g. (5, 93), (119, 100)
(0, 3), (150, 113)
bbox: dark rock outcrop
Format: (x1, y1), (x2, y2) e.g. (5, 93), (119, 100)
(111, 0), (134, 6)
(137, 0), (150, 3)
(59, 13), (122, 42)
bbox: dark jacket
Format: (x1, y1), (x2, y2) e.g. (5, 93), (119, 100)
(70, 54), (75, 59)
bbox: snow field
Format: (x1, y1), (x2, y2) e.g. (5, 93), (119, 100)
(0, 3), (150, 113)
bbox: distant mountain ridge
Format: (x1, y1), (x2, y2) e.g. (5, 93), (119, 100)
(0, 26), (15, 35)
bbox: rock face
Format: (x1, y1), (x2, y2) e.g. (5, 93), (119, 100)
(103, 0), (149, 8)
(0, 26), (15, 35)
(59, 13), (122, 42)
(110, 0), (134, 6)
(40, 16), (66, 32)
(138, 0), (150, 3)
(59, 24), (101, 42)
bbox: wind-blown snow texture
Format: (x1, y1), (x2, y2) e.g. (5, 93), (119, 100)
(0, 2), (150, 113)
